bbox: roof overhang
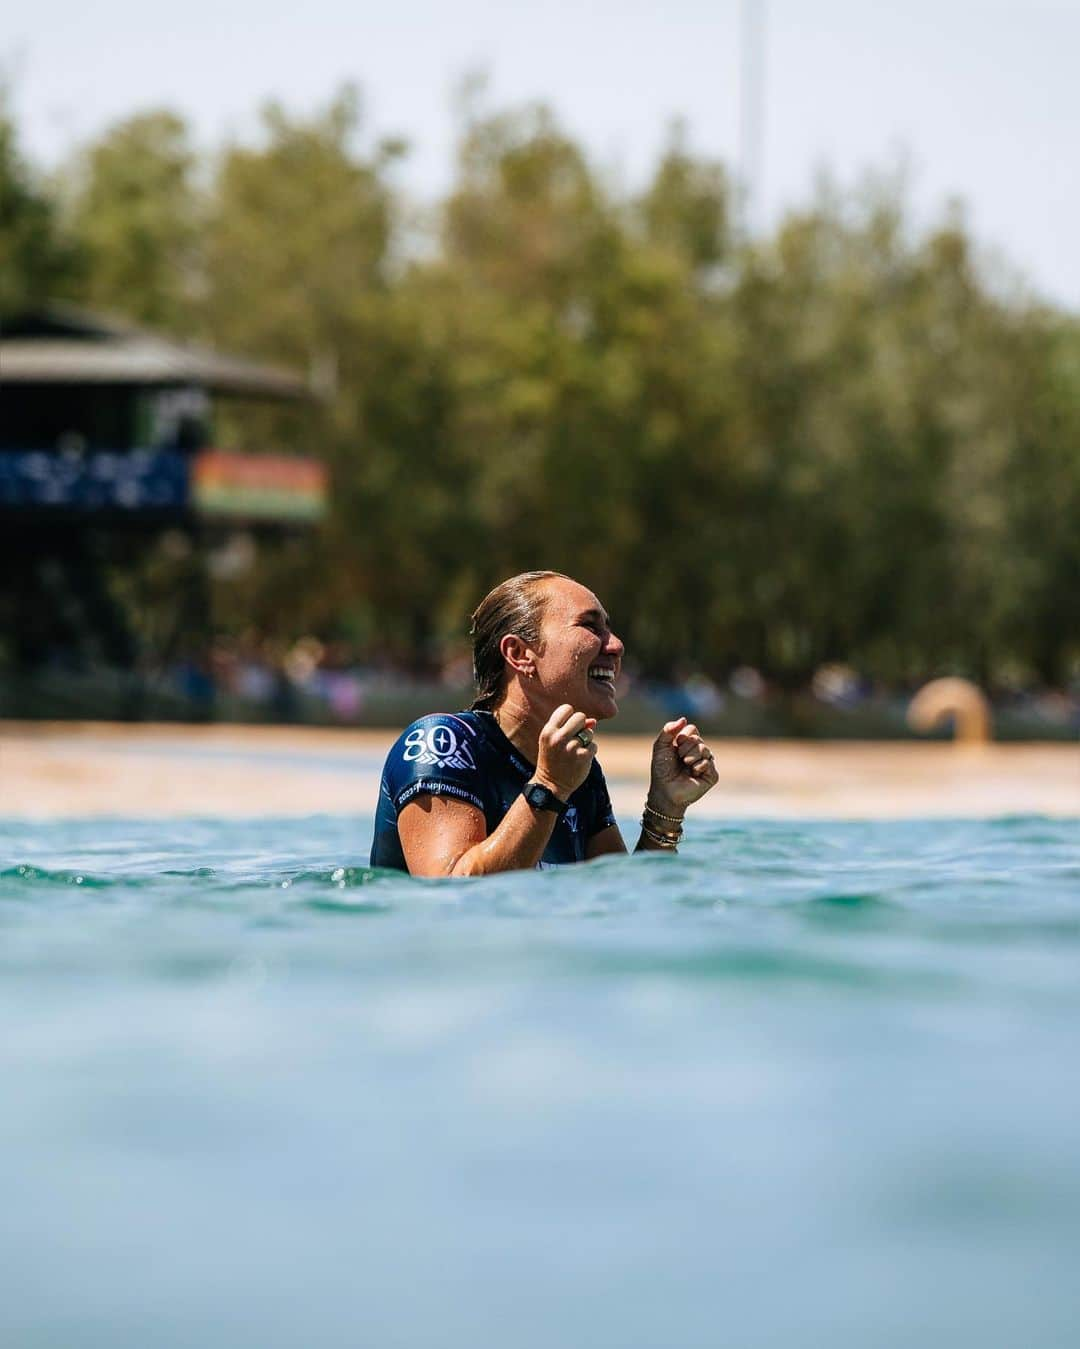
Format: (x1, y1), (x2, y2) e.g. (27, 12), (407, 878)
(1, 305), (313, 401)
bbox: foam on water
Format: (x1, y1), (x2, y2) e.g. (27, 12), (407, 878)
(2, 815), (1079, 1347)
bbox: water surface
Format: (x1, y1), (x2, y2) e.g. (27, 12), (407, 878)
(2, 815), (1079, 1347)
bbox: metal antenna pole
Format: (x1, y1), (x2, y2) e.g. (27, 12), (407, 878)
(739, 0), (766, 239)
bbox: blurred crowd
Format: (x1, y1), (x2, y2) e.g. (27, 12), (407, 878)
(163, 635), (1080, 737)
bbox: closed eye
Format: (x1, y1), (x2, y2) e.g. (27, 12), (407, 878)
(578, 609), (611, 636)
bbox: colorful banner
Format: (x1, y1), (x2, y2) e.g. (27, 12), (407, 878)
(191, 450), (328, 522)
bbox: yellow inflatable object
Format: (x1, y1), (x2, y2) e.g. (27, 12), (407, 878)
(907, 677), (992, 744)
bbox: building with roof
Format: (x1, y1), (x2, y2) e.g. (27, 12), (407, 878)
(1, 306), (329, 717)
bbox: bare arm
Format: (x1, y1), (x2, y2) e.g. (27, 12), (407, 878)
(634, 717), (720, 851)
(586, 718), (721, 860)
(585, 823), (628, 859)
(398, 704), (599, 877)
(399, 792), (564, 876)
(584, 816), (699, 859)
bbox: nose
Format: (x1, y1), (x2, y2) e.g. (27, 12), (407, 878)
(604, 629), (625, 661)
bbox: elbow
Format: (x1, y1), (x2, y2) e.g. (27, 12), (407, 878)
(447, 850), (483, 877)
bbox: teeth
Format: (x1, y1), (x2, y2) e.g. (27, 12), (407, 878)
(588, 667), (615, 681)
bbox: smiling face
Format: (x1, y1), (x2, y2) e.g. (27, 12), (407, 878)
(530, 577), (625, 721)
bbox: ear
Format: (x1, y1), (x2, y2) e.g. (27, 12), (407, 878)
(499, 632), (535, 678)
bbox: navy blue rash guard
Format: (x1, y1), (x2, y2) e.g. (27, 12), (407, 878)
(370, 710), (618, 872)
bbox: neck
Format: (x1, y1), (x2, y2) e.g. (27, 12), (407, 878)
(489, 689), (547, 766)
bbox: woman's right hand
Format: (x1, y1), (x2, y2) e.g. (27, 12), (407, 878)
(534, 704), (598, 801)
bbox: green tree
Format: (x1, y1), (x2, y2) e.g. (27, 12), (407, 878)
(9, 85), (1075, 698)
(640, 123), (731, 270)
(429, 103), (746, 675)
(0, 95), (78, 313)
(64, 110), (202, 331)
(203, 85), (395, 368)
(202, 87), (421, 641)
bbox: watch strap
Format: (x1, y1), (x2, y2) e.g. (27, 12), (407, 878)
(522, 780), (570, 817)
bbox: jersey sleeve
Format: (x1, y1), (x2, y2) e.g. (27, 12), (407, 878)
(382, 715), (486, 815)
(588, 762), (618, 836)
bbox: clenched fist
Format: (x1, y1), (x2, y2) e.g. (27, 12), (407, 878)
(534, 703), (598, 801)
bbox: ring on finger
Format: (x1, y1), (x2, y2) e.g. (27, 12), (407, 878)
(573, 728), (594, 748)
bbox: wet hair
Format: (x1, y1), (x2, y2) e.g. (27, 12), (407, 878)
(469, 571), (564, 711)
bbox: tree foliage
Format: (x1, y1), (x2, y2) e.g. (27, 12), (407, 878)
(63, 110), (202, 331)
(3, 90), (1078, 687)
(0, 95), (78, 312)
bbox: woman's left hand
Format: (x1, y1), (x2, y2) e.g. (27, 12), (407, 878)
(647, 717), (719, 816)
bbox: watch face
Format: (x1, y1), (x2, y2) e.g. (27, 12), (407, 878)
(524, 782), (565, 815)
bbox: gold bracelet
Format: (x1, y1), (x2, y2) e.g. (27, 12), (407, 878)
(642, 807), (683, 837)
(641, 813), (682, 840)
(641, 814), (682, 836)
(640, 822), (679, 850)
(644, 803), (685, 827)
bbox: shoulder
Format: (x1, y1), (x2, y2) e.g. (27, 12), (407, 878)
(381, 712), (485, 790)
(380, 712), (488, 816)
(389, 712), (485, 764)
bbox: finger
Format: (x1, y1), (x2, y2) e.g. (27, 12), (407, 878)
(692, 754), (718, 782)
(553, 712), (598, 754)
(556, 712), (598, 738)
(559, 711), (588, 740)
(577, 718), (599, 751)
(545, 704), (577, 733)
(674, 724), (701, 744)
(660, 717), (688, 739)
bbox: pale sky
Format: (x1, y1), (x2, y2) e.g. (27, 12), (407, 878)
(7, 0), (1078, 309)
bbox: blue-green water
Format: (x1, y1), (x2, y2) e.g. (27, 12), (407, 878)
(3, 814), (1079, 1348)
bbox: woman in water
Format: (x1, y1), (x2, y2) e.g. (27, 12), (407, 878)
(370, 571), (719, 875)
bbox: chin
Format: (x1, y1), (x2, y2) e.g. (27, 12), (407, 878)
(591, 692), (620, 721)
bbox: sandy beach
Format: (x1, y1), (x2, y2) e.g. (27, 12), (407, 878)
(2, 721), (1076, 820)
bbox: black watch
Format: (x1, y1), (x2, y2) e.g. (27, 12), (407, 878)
(522, 780), (569, 817)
